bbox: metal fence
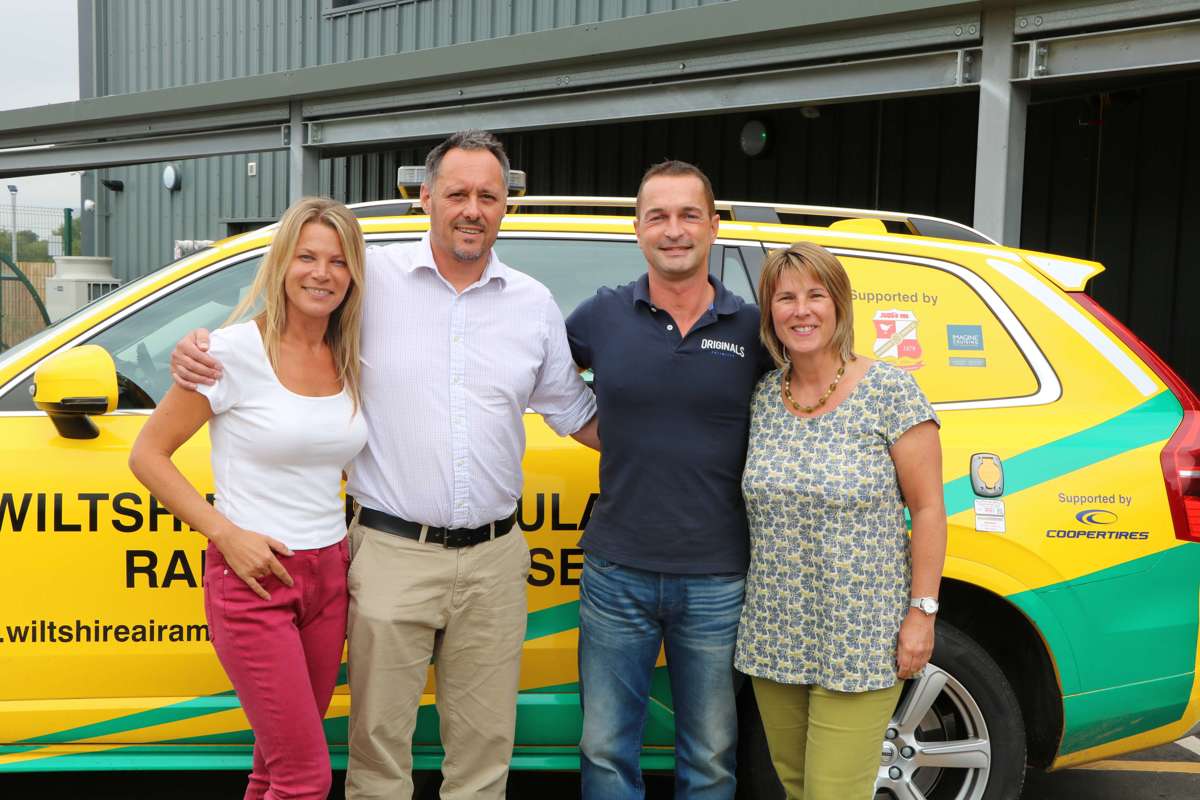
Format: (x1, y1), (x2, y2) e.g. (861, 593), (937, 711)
(0, 203), (77, 349)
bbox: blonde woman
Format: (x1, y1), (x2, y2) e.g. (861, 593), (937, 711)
(735, 242), (946, 799)
(130, 197), (367, 800)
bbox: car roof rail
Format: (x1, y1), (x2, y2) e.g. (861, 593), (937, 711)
(505, 197), (998, 245)
(344, 196), (998, 246)
(348, 199), (415, 218)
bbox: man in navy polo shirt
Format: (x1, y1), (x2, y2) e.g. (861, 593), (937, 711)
(567, 161), (773, 799)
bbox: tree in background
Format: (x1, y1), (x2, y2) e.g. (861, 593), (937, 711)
(0, 230), (51, 263)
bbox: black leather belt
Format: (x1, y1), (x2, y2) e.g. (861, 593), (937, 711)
(358, 506), (516, 548)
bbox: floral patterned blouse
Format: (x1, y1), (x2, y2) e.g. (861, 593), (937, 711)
(734, 361), (938, 692)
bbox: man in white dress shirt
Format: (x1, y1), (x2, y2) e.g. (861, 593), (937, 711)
(172, 130), (598, 800)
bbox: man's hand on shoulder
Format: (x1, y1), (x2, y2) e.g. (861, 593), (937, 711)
(171, 328), (222, 391)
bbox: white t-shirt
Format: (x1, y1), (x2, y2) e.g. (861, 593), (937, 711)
(197, 321), (368, 550)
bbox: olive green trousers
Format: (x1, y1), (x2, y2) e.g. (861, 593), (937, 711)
(752, 676), (904, 800)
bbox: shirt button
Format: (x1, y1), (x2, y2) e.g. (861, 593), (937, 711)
(666, 324), (674, 331)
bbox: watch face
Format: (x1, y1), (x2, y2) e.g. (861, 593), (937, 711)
(920, 598), (939, 614)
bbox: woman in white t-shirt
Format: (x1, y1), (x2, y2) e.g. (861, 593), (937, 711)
(130, 197), (368, 800)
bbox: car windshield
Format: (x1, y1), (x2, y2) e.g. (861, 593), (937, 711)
(0, 247), (217, 370)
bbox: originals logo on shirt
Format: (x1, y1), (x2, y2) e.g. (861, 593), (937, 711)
(701, 338), (746, 358)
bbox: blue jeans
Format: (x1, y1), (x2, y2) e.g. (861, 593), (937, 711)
(578, 554), (745, 800)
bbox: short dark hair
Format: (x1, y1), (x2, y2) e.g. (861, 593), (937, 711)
(636, 160), (716, 217)
(424, 129), (511, 190)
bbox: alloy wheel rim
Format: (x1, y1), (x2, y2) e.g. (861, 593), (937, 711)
(874, 663), (992, 800)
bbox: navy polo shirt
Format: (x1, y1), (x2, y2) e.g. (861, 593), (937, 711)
(566, 274), (773, 574)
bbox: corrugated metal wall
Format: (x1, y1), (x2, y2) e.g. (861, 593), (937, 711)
(99, 94), (978, 279)
(97, 152), (289, 282)
(325, 94), (978, 221)
(1021, 75), (1200, 388)
(92, 0), (728, 279)
(96, 0), (727, 94)
(87, 1), (1197, 386)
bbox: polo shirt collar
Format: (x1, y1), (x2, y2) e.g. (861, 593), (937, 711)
(410, 232), (509, 289)
(633, 272), (741, 315)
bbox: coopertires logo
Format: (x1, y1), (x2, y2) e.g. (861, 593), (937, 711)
(1075, 509), (1118, 525)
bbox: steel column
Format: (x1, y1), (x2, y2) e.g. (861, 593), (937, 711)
(973, 5), (1028, 246)
(288, 102), (318, 203)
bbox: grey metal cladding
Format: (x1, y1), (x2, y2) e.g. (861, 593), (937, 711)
(98, 0), (729, 95)
(97, 152), (288, 282)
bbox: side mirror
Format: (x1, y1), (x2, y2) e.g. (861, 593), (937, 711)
(32, 345), (119, 440)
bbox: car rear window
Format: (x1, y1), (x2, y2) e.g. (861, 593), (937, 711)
(838, 252), (1040, 405)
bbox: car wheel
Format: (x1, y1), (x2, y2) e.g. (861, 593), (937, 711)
(875, 620), (1026, 800)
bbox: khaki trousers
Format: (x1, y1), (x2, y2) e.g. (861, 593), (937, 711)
(344, 518), (530, 800)
(752, 677), (904, 800)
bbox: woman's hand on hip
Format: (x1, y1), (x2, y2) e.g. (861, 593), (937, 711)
(210, 524), (294, 600)
(897, 609), (936, 679)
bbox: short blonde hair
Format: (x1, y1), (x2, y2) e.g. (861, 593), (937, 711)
(226, 197), (366, 409)
(758, 241), (855, 368)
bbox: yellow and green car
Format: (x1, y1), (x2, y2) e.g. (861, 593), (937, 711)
(1, 196), (1197, 799)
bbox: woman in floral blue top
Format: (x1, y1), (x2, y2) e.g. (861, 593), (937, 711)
(735, 242), (947, 799)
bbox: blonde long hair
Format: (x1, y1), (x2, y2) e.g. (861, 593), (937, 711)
(226, 197), (366, 409)
(757, 242), (855, 368)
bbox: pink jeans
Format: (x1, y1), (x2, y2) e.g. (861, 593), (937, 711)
(204, 539), (349, 800)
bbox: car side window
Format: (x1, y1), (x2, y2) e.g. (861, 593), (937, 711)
(721, 247), (756, 302)
(0, 256), (262, 412)
(840, 253), (1040, 404)
(491, 238), (648, 317)
(91, 257), (263, 407)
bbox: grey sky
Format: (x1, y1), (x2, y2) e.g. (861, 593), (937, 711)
(0, 0), (80, 210)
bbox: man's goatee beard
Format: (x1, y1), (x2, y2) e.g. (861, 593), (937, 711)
(453, 247), (485, 262)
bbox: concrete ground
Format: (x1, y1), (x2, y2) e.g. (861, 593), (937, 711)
(6, 736), (1200, 798)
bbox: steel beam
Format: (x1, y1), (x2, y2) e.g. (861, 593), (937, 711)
(0, 0), (969, 143)
(304, 12), (981, 118)
(1014, 0), (1200, 35)
(309, 49), (979, 150)
(0, 105), (291, 151)
(1014, 17), (1200, 81)
(0, 127), (284, 179)
(974, 5), (1028, 246)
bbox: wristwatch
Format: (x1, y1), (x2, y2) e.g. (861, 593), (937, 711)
(910, 596), (940, 615)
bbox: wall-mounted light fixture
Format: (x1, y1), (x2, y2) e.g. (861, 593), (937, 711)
(162, 164), (182, 192)
(100, 179), (124, 192)
(739, 119), (770, 158)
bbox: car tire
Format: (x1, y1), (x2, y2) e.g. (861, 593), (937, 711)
(879, 619), (1026, 800)
(735, 621), (1027, 800)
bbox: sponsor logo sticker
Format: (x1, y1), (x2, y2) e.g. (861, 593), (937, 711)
(949, 356), (987, 367)
(946, 324), (984, 351)
(1075, 509), (1118, 525)
(873, 309), (923, 371)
